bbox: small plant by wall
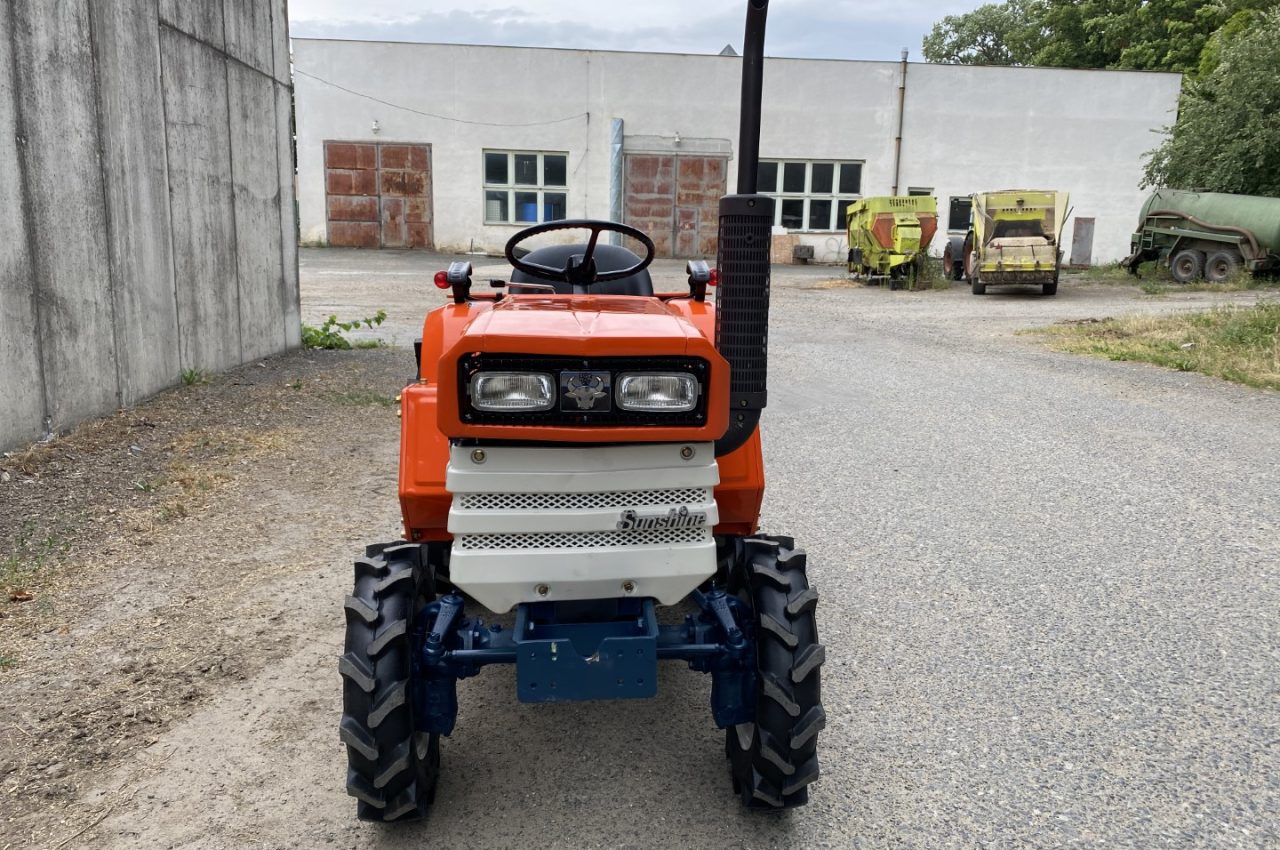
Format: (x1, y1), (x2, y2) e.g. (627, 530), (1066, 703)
(301, 310), (388, 350)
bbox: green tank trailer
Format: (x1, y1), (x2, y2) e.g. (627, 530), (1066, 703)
(1123, 188), (1280, 282)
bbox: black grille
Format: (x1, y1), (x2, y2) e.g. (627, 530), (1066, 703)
(715, 194), (773, 409)
(459, 354), (710, 427)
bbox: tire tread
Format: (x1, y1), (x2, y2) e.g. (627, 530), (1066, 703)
(727, 535), (825, 810)
(340, 543), (439, 822)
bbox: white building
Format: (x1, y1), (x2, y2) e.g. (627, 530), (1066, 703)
(292, 39), (1182, 264)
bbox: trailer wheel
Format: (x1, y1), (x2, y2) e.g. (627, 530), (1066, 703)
(1042, 273), (1058, 296)
(966, 250), (985, 294)
(340, 542), (440, 821)
(1204, 250), (1242, 284)
(727, 536), (825, 810)
(1170, 249), (1205, 283)
(943, 244), (963, 280)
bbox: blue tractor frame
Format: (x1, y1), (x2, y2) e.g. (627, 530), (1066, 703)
(412, 589), (758, 736)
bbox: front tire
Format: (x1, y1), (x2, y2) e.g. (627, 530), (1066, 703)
(1170, 249), (1205, 283)
(340, 542), (440, 821)
(727, 536), (825, 809)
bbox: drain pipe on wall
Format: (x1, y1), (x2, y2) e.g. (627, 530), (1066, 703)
(609, 118), (624, 243)
(891, 48), (907, 196)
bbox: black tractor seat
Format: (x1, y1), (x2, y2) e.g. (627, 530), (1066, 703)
(510, 243), (654, 296)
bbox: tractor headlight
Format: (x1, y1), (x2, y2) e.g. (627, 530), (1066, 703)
(615, 373), (699, 412)
(469, 372), (555, 412)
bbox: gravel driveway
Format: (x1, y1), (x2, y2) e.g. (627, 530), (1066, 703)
(3, 248), (1276, 849)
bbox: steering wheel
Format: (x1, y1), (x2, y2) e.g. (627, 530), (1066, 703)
(504, 219), (656, 287)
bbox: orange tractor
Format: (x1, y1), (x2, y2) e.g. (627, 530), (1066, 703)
(339, 0), (824, 821)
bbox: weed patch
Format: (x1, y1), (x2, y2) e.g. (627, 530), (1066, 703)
(1087, 261), (1280, 295)
(807, 256), (950, 292)
(1078, 263), (1148, 285)
(1138, 274), (1277, 296)
(302, 310), (387, 350)
(1034, 303), (1280, 390)
(1, 521), (71, 603)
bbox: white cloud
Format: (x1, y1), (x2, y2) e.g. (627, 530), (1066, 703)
(288, 0), (989, 62)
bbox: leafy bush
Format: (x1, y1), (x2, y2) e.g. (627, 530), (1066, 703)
(1142, 9), (1280, 197)
(301, 310), (387, 350)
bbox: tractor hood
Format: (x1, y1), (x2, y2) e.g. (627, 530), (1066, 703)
(453, 295), (710, 356)
(434, 295), (731, 443)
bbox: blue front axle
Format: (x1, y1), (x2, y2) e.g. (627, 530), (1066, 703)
(411, 590), (757, 736)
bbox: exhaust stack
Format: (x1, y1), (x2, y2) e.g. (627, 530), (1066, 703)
(715, 0), (773, 457)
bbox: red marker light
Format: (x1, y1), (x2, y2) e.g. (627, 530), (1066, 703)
(708, 269), (719, 288)
(434, 271), (450, 289)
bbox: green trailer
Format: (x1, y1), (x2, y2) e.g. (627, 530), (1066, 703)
(846, 196), (938, 290)
(1123, 188), (1280, 282)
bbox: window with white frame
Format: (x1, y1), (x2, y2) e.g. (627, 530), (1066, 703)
(483, 150), (568, 224)
(757, 160), (863, 231)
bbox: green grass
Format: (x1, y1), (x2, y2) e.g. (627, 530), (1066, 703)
(1075, 263), (1145, 285)
(914, 255), (953, 291)
(1, 521), (70, 601)
(0, 655), (15, 671)
(181, 368), (210, 386)
(1138, 272), (1276, 296)
(352, 339), (386, 349)
(1077, 262), (1280, 295)
(1034, 302), (1280, 390)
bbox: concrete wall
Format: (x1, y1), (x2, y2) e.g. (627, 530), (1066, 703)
(0, 0), (298, 451)
(293, 40), (1181, 264)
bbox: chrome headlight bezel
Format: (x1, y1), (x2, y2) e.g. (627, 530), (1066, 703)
(468, 371), (556, 412)
(614, 372), (700, 413)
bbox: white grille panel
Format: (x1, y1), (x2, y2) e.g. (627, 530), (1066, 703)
(445, 442), (719, 611)
(456, 487), (709, 512)
(455, 526), (710, 551)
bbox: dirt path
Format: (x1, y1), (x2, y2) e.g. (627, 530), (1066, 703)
(0, 350), (407, 849)
(3, 253), (1277, 848)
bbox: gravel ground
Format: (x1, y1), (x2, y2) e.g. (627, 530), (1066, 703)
(2, 248), (1277, 849)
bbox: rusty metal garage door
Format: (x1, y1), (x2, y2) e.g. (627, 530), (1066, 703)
(324, 141), (433, 249)
(623, 154), (727, 258)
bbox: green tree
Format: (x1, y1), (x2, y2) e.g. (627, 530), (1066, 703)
(1031, 0), (1128, 69)
(1102, 0), (1239, 72)
(1197, 7), (1261, 75)
(923, 0), (1279, 75)
(1142, 9), (1280, 196)
(921, 0), (1047, 65)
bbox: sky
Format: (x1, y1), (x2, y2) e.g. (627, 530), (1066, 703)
(288, 0), (991, 62)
